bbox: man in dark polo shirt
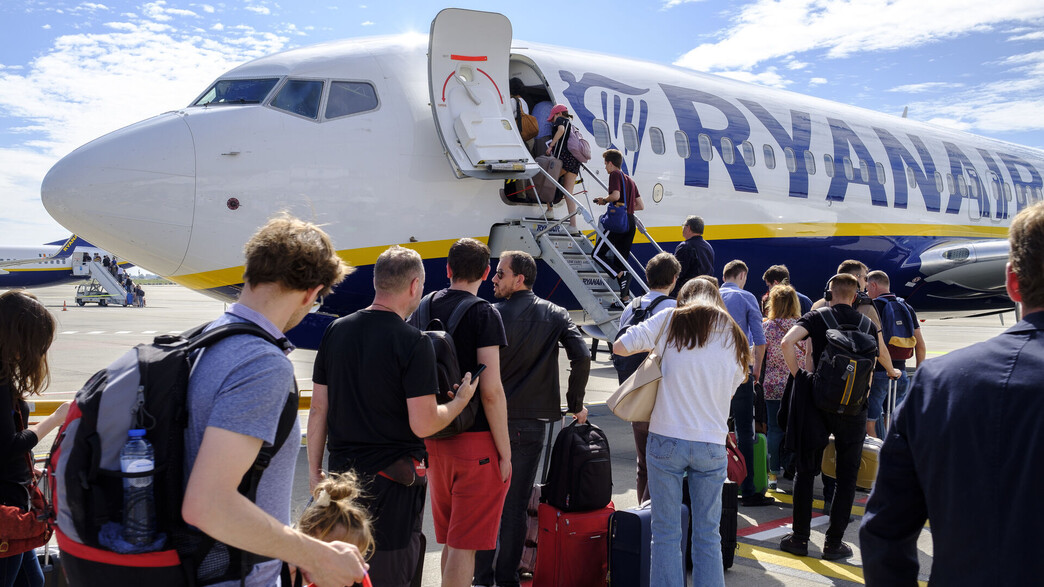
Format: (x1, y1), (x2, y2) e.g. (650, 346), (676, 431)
(671, 215), (714, 297)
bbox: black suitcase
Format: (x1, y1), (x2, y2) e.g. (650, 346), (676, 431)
(607, 502), (689, 586)
(681, 478), (739, 570)
(721, 481), (739, 569)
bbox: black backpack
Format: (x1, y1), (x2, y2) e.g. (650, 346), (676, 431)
(408, 292), (484, 439)
(811, 308), (878, 416)
(542, 421), (613, 512)
(611, 295), (670, 384)
(48, 321), (298, 587)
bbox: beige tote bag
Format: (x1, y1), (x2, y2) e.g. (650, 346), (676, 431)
(607, 312), (673, 422)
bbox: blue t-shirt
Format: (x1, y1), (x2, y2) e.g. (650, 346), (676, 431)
(184, 304), (300, 586)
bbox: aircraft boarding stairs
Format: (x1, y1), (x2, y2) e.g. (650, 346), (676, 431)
(488, 163), (664, 341)
(82, 261), (128, 303)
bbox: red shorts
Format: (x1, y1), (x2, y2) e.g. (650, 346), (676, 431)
(425, 431), (510, 550)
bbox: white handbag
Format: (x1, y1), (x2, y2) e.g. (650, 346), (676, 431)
(607, 313), (672, 422)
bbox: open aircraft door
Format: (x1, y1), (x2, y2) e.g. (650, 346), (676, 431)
(428, 8), (537, 180)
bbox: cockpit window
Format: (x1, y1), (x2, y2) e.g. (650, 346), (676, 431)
(272, 79), (324, 120)
(326, 82), (379, 119)
(193, 78), (280, 106)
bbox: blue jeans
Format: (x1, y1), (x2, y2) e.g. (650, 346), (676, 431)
(0, 550), (43, 587)
(646, 433), (726, 587)
(868, 371), (908, 438)
(730, 376), (759, 497)
(474, 419), (546, 587)
(765, 399), (784, 473)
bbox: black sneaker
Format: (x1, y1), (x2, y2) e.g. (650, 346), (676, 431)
(779, 533), (809, 557)
(822, 541), (854, 560)
(741, 494), (778, 507)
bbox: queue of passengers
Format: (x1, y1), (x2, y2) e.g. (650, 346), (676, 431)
(4, 204), (1041, 587)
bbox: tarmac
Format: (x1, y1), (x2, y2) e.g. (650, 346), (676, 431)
(22, 281), (1015, 585)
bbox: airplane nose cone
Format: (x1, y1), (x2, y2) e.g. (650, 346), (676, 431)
(42, 112), (195, 275)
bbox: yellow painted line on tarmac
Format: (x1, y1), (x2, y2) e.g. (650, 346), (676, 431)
(770, 489), (866, 517)
(736, 543), (866, 584)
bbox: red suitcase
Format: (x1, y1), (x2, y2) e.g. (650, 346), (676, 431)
(532, 502), (614, 587)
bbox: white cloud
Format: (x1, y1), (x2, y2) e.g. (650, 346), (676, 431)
(0, 148), (68, 243)
(786, 60), (809, 70)
(42, 24), (52, 29)
(200, 4), (215, 13)
(211, 22), (224, 31)
(663, 0), (709, 8)
(1008, 31), (1044, 41)
(715, 67), (792, 89)
(809, 77), (827, 85)
(245, 2), (271, 15)
(361, 20), (374, 26)
(78, 3), (110, 11)
(888, 81), (965, 93)
(143, 1), (198, 22)
(675, 0), (1044, 72)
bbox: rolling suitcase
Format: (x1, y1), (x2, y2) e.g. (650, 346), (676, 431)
(607, 501), (690, 586)
(753, 432), (769, 494)
(821, 435), (884, 490)
(532, 502), (614, 587)
(721, 481), (739, 570)
(532, 156), (564, 204)
(519, 418), (560, 575)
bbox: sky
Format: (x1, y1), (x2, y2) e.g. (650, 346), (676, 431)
(2, 0), (1043, 244)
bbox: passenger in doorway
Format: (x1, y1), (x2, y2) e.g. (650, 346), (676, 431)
(82, 252), (90, 263)
(865, 270), (925, 438)
(860, 201), (1044, 586)
(508, 78), (533, 152)
(92, 253), (101, 263)
(593, 149), (644, 302)
(529, 101), (553, 160)
(719, 260), (773, 507)
(671, 216), (715, 298)
(761, 285), (807, 490)
(613, 277), (751, 587)
(545, 104), (581, 227)
(761, 264), (813, 316)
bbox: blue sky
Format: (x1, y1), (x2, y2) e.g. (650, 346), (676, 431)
(2, 0), (1043, 244)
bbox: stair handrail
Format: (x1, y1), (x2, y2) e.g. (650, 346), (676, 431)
(577, 162), (666, 260)
(533, 166), (650, 299)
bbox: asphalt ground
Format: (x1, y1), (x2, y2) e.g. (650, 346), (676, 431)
(20, 282), (1012, 585)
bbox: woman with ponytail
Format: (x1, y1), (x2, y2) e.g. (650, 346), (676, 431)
(612, 278), (751, 587)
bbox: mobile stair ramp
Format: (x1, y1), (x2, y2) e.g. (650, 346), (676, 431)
(80, 261), (129, 305)
(488, 165), (664, 341)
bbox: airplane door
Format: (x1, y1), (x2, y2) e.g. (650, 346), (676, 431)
(428, 8), (536, 180)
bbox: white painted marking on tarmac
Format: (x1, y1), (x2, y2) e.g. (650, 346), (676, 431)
(168, 330), (180, 334)
(745, 515), (828, 542)
(115, 331), (131, 334)
(87, 331), (104, 335)
(143, 330), (157, 334)
(61, 331), (78, 335)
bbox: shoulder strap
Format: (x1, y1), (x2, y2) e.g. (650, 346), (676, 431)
(446, 296), (484, 335)
(856, 313), (872, 335)
(183, 321), (292, 353)
(647, 294), (669, 315)
(619, 171), (627, 207)
(411, 292), (435, 329)
(819, 306), (839, 330)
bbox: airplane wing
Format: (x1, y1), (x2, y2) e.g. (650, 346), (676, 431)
(0, 235), (81, 268)
(915, 239), (1009, 294)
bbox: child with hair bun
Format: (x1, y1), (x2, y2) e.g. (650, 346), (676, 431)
(289, 471), (375, 586)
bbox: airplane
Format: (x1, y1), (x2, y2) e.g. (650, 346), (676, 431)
(0, 235), (127, 289)
(40, 8), (1044, 348)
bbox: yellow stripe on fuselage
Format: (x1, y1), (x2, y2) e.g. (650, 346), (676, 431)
(169, 222), (1008, 291)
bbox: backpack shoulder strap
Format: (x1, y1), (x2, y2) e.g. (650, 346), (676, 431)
(647, 294), (669, 315)
(818, 306), (839, 330)
(411, 292), (435, 329)
(186, 321), (292, 353)
(446, 296), (485, 335)
(856, 313), (873, 335)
